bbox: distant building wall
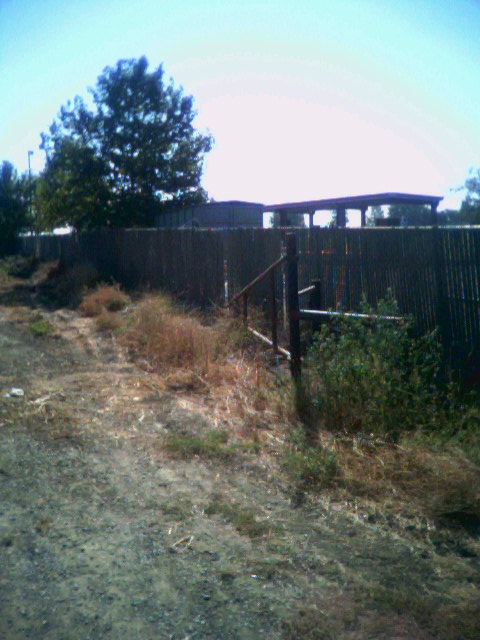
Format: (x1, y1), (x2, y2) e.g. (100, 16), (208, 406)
(155, 201), (264, 228)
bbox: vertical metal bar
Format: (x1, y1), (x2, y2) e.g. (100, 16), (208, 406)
(286, 233), (301, 382)
(270, 270), (278, 353)
(282, 262), (287, 332)
(224, 258), (229, 304)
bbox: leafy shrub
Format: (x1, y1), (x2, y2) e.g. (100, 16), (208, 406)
(304, 292), (443, 438)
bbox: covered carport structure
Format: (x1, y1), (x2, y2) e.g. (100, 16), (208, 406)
(264, 192), (443, 228)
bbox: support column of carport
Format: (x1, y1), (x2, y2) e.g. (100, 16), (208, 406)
(336, 207), (347, 228)
(361, 207), (367, 227)
(279, 210), (289, 227)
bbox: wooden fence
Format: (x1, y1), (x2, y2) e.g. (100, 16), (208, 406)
(19, 227), (480, 382)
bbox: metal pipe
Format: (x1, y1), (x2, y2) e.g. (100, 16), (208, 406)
(229, 254), (287, 305)
(298, 284), (316, 296)
(299, 309), (403, 322)
(248, 327), (291, 359)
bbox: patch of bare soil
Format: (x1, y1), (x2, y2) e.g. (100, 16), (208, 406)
(0, 264), (479, 639)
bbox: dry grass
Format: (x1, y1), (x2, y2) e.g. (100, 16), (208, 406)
(109, 290), (480, 537)
(94, 310), (123, 332)
(311, 432), (480, 534)
(43, 262), (100, 307)
(117, 293), (296, 436)
(79, 284), (130, 317)
(205, 492), (277, 539)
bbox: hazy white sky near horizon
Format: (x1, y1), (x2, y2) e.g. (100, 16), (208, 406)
(1, 0), (479, 210)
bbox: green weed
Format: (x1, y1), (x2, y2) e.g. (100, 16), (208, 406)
(28, 318), (55, 337)
(205, 493), (273, 538)
(282, 428), (338, 503)
(304, 292), (444, 439)
(161, 429), (236, 460)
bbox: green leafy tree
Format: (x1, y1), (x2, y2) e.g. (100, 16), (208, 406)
(457, 168), (480, 224)
(39, 56), (213, 230)
(0, 161), (29, 255)
(269, 212), (307, 227)
(388, 203), (433, 225)
(366, 204), (384, 227)
(36, 138), (109, 231)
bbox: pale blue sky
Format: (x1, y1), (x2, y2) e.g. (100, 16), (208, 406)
(1, 0), (479, 210)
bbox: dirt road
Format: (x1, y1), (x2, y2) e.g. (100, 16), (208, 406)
(0, 268), (478, 639)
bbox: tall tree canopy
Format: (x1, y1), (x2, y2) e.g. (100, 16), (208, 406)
(457, 168), (480, 224)
(0, 161), (29, 255)
(39, 57), (213, 230)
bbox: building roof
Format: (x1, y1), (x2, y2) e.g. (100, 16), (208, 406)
(264, 192), (443, 213)
(195, 200), (264, 208)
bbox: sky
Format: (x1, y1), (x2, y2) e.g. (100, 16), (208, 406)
(1, 0), (479, 212)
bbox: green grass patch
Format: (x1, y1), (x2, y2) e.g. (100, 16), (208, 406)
(205, 493), (274, 539)
(282, 428), (339, 495)
(162, 429), (237, 460)
(28, 318), (55, 337)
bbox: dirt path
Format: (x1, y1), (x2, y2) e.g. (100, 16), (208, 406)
(0, 269), (479, 639)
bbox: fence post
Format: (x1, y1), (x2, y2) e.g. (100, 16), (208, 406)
(270, 270), (278, 353)
(286, 233), (301, 381)
(433, 227), (451, 380)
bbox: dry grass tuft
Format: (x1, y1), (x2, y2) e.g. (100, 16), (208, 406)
(319, 433), (480, 532)
(80, 285), (130, 317)
(119, 295), (214, 370)
(118, 294), (296, 433)
(94, 311), (123, 333)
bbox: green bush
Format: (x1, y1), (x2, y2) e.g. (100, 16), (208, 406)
(304, 292), (443, 439)
(283, 445), (338, 491)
